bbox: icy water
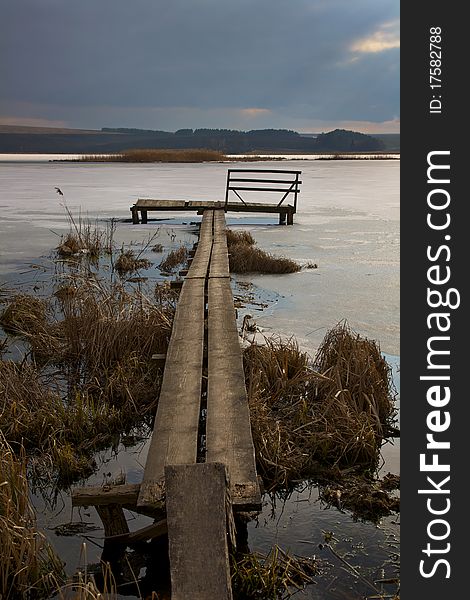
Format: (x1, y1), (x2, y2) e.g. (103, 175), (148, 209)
(0, 156), (399, 598)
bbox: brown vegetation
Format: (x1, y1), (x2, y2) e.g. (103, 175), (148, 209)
(56, 209), (115, 260)
(244, 322), (397, 492)
(231, 545), (318, 599)
(0, 435), (64, 597)
(114, 249), (152, 276)
(0, 277), (174, 487)
(226, 229), (301, 274)
(80, 148), (228, 163)
(159, 245), (188, 273)
(0, 294), (49, 335)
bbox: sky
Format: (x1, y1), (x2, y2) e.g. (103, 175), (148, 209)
(0, 0), (399, 134)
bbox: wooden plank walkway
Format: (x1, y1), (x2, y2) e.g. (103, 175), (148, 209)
(72, 208), (260, 598)
(138, 209), (260, 510)
(131, 199), (296, 225)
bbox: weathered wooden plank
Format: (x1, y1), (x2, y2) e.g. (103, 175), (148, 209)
(186, 210), (214, 279)
(138, 277), (205, 509)
(135, 199), (189, 208)
(207, 277), (261, 509)
(165, 463), (233, 600)
(132, 200), (295, 213)
(72, 483), (141, 506)
(209, 210), (230, 278)
(106, 519), (168, 544)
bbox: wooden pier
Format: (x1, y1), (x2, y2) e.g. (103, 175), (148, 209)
(72, 209), (261, 599)
(130, 168), (302, 225)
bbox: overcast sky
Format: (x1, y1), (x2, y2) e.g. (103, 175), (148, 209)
(0, 0), (399, 133)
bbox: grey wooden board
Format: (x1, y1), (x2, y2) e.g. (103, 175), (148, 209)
(165, 463), (233, 600)
(209, 210), (230, 278)
(135, 199), (190, 207)
(72, 483), (140, 506)
(132, 200), (295, 213)
(207, 277), (261, 508)
(138, 277), (205, 509)
(186, 210), (214, 279)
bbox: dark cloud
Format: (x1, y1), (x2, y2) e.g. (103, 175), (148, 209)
(0, 0), (399, 131)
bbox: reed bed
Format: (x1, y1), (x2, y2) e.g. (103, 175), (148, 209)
(114, 249), (152, 276)
(158, 245), (188, 273)
(56, 208), (115, 260)
(80, 148), (228, 163)
(231, 545), (318, 599)
(0, 435), (65, 598)
(0, 277), (174, 487)
(0, 294), (49, 335)
(244, 322), (397, 492)
(226, 229), (300, 274)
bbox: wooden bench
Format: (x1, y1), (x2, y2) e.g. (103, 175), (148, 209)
(224, 168), (301, 224)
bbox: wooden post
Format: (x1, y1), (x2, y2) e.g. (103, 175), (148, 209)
(96, 505), (130, 538)
(141, 210), (148, 224)
(287, 210), (294, 225)
(279, 211), (286, 225)
(131, 208), (140, 224)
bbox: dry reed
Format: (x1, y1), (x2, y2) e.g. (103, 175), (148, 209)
(244, 322), (397, 491)
(231, 545), (318, 599)
(81, 148), (228, 163)
(56, 208), (115, 260)
(114, 249), (152, 276)
(0, 276), (174, 486)
(226, 229), (300, 274)
(0, 295), (49, 335)
(0, 435), (65, 598)
(159, 245), (188, 273)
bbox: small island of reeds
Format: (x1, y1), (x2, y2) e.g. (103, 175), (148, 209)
(66, 148), (273, 163)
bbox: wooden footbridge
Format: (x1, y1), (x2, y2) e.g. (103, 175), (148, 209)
(130, 168), (302, 225)
(72, 209), (261, 599)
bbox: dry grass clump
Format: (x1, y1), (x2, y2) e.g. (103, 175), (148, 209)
(0, 278), (174, 487)
(226, 230), (256, 247)
(56, 211), (114, 260)
(114, 249), (152, 276)
(320, 473), (400, 523)
(231, 546), (318, 599)
(244, 322), (397, 491)
(159, 245), (188, 273)
(229, 244), (301, 274)
(0, 435), (65, 598)
(81, 148), (228, 163)
(314, 322), (394, 431)
(0, 294), (49, 335)
(226, 228), (300, 274)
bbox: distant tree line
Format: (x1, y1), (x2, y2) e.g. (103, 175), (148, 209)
(0, 127), (385, 153)
(101, 127), (385, 153)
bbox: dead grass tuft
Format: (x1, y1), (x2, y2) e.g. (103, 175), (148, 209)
(245, 322), (397, 492)
(226, 229), (300, 274)
(231, 545), (318, 599)
(320, 473), (400, 523)
(0, 434), (65, 597)
(0, 294), (49, 335)
(114, 249), (152, 276)
(159, 245), (188, 273)
(0, 277), (174, 487)
(226, 230), (256, 247)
